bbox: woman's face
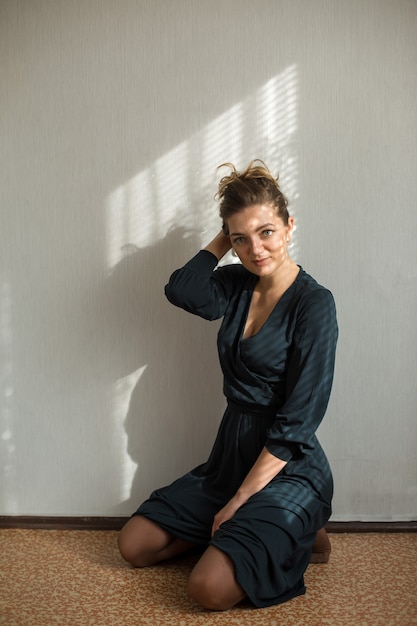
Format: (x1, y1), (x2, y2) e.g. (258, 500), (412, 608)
(226, 204), (294, 278)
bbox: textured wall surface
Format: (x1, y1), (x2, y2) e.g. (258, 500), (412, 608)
(1, 0), (416, 519)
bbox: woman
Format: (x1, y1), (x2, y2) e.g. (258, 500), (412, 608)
(118, 161), (338, 610)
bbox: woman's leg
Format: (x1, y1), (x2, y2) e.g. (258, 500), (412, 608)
(310, 527), (331, 563)
(118, 515), (196, 567)
(188, 545), (246, 611)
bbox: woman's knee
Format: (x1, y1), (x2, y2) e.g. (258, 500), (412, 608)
(188, 572), (229, 611)
(118, 522), (145, 566)
(188, 571), (245, 611)
(187, 548), (245, 611)
(117, 516), (160, 567)
(118, 515), (190, 568)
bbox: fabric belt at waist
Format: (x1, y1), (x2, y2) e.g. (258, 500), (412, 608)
(227, 399), (278, 417)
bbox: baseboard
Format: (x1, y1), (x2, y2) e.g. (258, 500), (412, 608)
(1, 516), (417, 532)
(0, 516), (128, 530)
(326, 521), (417, 533)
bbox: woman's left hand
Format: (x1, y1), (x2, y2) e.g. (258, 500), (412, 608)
(211, 494), (247, 537)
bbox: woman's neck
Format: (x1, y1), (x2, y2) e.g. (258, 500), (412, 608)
(256, 258), (299, 295)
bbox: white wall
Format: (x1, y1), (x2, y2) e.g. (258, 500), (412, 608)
(1, 0), (416, 520)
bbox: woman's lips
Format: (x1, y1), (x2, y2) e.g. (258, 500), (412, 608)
(253, 258), (269, 266)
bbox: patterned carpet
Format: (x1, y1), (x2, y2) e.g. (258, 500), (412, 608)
(1, 529), (416, 625)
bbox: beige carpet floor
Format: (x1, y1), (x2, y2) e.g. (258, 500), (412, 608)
(1, 529), (416, 625)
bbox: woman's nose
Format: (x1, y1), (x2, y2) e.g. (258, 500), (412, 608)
(250, 238), (263, 255)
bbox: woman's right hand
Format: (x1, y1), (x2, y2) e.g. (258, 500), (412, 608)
(203, 230), (232, 261)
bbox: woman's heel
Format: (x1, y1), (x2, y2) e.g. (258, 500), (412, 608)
(310, 527), (331, 563)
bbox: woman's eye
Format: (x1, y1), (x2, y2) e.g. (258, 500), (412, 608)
(233, 237), (245, 245)
(262, 229), (273, 237)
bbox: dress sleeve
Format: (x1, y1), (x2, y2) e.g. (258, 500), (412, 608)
(265, 288), (338, 462)
(164, 250), (238, 320)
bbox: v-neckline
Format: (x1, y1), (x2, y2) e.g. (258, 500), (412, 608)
(241, 267), (301, 341)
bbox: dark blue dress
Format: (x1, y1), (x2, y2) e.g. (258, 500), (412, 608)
(135, 250), (338, 608)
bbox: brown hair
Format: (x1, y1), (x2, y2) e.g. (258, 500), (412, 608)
(216, 160), (289, 233)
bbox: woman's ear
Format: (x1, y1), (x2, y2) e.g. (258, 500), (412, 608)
(287, 216), (295, 237)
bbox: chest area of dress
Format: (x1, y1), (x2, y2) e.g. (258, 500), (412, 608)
(218, 288), (297, 377)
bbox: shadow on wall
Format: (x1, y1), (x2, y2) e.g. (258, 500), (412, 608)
(94, 61), (300, 513)
(94, 226), (224, 513)
(91, 58), (300, 514)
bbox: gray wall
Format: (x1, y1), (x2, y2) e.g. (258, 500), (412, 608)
(1, 0), (416, 520)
